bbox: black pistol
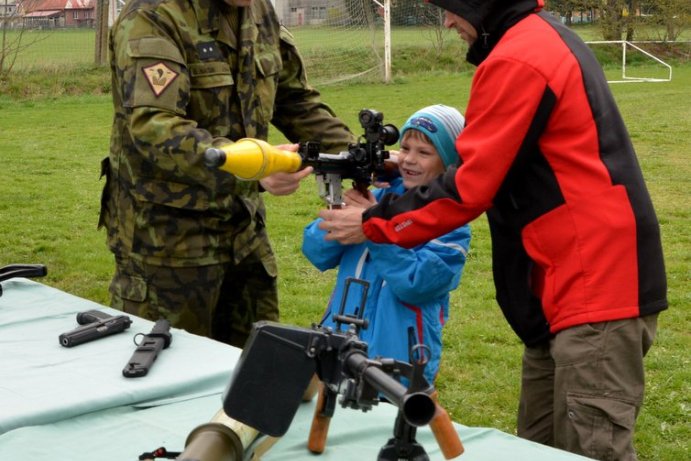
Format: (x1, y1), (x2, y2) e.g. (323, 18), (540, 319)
(59, 309), (132, 347)
(122, 319), (172, 378)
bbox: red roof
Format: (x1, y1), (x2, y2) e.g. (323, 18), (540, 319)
(24, 9), (61, 16)
(26, 0), (94, 12)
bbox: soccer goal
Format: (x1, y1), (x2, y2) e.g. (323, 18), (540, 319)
(273, 0), (442, 85)
(585, 40), (673, 84)
(106, 0), (442, 85)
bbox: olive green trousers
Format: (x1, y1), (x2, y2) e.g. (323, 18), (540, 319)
(518, 314), (658, 461)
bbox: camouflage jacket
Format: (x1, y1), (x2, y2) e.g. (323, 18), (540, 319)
(100, 0), (354, 267)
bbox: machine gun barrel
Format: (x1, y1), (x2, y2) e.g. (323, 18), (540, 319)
(344, 351), (436, 427)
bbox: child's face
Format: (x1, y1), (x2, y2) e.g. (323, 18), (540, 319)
(398, 131), (446, 189)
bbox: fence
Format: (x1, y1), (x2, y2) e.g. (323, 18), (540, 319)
(3, 20), (689, 86)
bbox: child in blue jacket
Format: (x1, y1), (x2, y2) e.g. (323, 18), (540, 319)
(302, 104), (471, 384)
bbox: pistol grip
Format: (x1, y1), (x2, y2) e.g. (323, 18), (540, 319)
(76, 309), (113, 325)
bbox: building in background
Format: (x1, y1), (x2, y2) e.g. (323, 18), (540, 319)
(1, 0), (21, 28)
(1, 0), (18, 18)
(273, 0), (338, 27)
(19, 0), (94, 28)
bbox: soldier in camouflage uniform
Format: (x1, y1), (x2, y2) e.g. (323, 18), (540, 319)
(99, 0), (355, 347)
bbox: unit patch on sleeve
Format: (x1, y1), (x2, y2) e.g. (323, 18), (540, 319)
(142, 62), (179, 97)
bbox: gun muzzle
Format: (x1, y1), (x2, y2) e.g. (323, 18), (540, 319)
(345, 352), (436, 427)
(204, 138), (302, 180)
(178, 409), (278, 461)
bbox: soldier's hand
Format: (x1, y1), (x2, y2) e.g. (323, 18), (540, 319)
(260, 166), (313, 196)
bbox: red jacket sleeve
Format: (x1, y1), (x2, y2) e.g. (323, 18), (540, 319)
(363, 58), (550, 248)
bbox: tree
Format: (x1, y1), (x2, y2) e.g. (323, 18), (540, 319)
(599, 0), (627, 40)
(545, 0), (599, 26)
(640, 0), (691, 41)
(546, 0), (579, 25)
(1, 0), (49, 78)
(624, 0), (639, 40)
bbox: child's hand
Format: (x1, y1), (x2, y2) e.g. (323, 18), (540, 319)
(344, 188), (376, 209)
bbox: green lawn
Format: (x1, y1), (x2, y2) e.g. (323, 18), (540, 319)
(3, 29), (96, 69)
(0, 66), (689, 460)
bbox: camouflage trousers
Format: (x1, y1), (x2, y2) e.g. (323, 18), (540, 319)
(109, 244), (278, 349)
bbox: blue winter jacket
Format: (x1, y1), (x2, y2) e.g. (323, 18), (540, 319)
(302, 178), (471, 384)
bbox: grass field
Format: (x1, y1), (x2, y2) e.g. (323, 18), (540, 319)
(1, 62), (689, 459)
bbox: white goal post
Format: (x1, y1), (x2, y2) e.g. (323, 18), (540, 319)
(585, 40), (673, 84)
(380, 0), (391, 83)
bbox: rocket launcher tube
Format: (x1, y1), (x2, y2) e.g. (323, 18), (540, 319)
(204, 138), (302, 180)
(178, 409), (279, 461)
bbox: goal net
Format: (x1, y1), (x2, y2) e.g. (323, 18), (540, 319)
(274, 0), (444, 85)
(107, 0), (450, 86)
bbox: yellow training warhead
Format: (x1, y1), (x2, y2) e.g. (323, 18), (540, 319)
(207, 138), (302, 180)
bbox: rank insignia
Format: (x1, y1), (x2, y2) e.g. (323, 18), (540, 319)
(197, 41), (222, 60)
(142, 62), (179, 97)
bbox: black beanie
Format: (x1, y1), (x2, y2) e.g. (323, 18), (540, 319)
(427, 0), (497, 32)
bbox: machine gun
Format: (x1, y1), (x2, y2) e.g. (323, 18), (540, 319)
(218, 320), (463, 460)
(219, 278), (462, 460)
(152, 278), (463, 461)
(203, 109), (400, 208)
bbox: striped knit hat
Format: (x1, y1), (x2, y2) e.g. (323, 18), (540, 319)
(399, 104), (465, 168)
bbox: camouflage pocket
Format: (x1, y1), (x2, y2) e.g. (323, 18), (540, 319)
(254, 225), (277, 278)
(110, 273), (147, 303)
(254, 47), (282, 123)
(189, 61), (233, 89)
(188, 61), (233, 131)
(259, 246), (278, 278)
(131, 179), (211, 211)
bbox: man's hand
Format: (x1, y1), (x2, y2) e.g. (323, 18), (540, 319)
(344, 188), (376, 209)
(260, 167), (313, 196)
(318, 206), (367, 244)
(257, 142), (314, 195)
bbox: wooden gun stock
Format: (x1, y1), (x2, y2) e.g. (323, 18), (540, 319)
(307, 383), (332, 454)
(429, 393), (464, 459)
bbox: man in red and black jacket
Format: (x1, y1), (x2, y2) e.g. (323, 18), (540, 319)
(318, 1), (667, 459)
